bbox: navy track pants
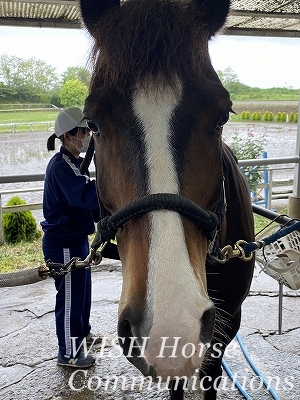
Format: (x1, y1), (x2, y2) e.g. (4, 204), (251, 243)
(42, 238), (92, 358)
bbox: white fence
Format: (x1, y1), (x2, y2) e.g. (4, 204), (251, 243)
(0, 121), (55, 132)
(0, 159), (298, 245)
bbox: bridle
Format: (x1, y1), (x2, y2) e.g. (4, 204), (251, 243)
(79, 133), (225, 263)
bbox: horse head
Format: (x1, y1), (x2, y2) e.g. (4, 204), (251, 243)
(80, 0), (232, 382)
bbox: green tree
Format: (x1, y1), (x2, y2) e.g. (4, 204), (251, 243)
(216, 67), (300, 101)
(217, 66), (239, 86)
(61, 66), (91, 87)
(59, 79), (88, 108)
(0, 54), (59, 103)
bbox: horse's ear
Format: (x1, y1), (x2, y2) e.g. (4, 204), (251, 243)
(80, 0), (120, 35)
(194, 0), (230, 37)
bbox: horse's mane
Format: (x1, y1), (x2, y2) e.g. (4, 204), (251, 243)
(89, 0), (214, 91)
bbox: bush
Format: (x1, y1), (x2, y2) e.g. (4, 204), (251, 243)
(2, 195), (41, 244)
(288, 113), (294, 123)
(263, 111), (269, 121)
(228, 133), (267, 191)
(281, 112), (287, 122)
(275, 112), (282, 122)
(251, 112), (261, 121)
(240, 111), (247, 120)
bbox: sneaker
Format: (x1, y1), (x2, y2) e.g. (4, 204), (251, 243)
(86, 332), (102, 346)
(57, 352), (96, 368)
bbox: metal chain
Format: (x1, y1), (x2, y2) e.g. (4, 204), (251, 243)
(38, 238), (254, 279)
(210, 240), (254, 264)
(38, 243), (107, 279)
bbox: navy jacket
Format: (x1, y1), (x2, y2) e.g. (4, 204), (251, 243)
(41, 147), (99, 247)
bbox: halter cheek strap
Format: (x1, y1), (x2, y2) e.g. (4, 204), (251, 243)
(79, 135), (95, 175)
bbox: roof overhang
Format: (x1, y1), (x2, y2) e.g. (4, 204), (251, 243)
(0, 0), (300, 38)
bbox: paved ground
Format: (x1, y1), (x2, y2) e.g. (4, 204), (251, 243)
(0, 259), (299, 400)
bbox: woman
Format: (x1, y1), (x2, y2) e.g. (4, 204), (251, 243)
(41, 107), (99, 368)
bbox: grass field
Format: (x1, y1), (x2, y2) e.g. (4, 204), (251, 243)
(0, 101), (298, 133)
(0, 109), (60, 133)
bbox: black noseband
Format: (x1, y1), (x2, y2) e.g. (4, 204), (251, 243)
(97, 193), (219, 242)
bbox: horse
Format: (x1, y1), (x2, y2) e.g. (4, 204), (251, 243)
(79, 0), (255, 398)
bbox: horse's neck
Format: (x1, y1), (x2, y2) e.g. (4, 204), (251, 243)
(220, 142), (255, 245)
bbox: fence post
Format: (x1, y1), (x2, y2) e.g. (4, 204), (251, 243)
(288, 95), (300, 218)
(262, 151), (269, 209)
(0, 194), (4, 245)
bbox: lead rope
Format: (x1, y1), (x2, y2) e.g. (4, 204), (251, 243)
(39, 193), (219, 278)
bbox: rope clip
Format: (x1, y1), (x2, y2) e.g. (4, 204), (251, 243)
(221, 240), (253, 262)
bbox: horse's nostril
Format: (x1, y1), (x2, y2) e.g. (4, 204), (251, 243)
(200, 306), (216, 344)
(118, 319), (135, 355)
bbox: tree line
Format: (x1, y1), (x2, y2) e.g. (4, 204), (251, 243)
(0, 56), (299, 107)
(218, 67), (300, 101)
(0, 54), (90, 107)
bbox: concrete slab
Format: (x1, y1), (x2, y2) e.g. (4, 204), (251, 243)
(0, 261), (299, 400)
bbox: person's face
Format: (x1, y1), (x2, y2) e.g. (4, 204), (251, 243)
(64, 127), (91, 156)
(67, 127), (90, 148)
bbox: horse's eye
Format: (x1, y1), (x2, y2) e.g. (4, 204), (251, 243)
(87, 120), (100, 135)
(216, 112), (230, 130)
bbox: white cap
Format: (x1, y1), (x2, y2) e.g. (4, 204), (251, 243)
(54, 107), (87, 138)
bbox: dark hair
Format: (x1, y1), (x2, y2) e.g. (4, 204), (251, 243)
(47, 133), (58, 151)
(46, 127), (79, 151)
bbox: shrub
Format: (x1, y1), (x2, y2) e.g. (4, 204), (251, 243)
(288, 113), (294, 123)
(240, 111), (247, 120)
(268, 112), (274, 121)
(281, 112), (287, 122)
(2, 195), (41, 244)
(275, 112), (282, 122)
(295, 113), (298, 123)
(263, 111), (269, 121)
(227, 133), (267, 192)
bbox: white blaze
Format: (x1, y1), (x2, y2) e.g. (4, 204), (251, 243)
(132, 82), (212, 379)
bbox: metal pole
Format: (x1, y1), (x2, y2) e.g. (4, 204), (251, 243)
(278, 283), (283, 335)
(288, 96), (300, 218)
(292, 97), (300, 197)
(252, 203), (297, 226)
(260, 151), (268, 208)
(0, 194), (4, 245)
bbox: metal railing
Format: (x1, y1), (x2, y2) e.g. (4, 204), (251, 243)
(0, 121), (55, 133)
(0, 158), (299, 244)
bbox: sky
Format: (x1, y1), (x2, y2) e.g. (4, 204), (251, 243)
(0, 25), (300, 89)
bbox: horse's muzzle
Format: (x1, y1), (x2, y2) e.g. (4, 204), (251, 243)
(118, 304), (216, 381)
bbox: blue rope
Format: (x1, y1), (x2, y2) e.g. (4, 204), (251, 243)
(235, 333), (280, 400)
(221, 358), (253, 399)
(244, 220), (300, 256)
